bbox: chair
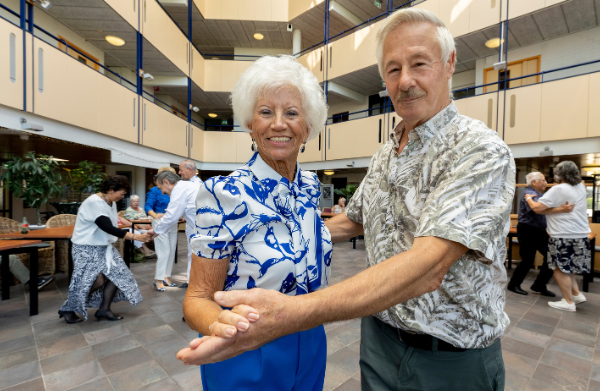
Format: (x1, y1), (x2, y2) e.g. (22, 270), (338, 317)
(46, 214), (76, 274)
(115, 210), (128, 257)
(0, 217), (55, 278)
(322, 208), (332, 213)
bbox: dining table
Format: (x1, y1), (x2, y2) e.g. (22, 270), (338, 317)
(506, 227), (596, 292)
(1, 239), (50, 316)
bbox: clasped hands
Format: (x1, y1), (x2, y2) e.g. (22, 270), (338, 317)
(176, 288), (298, 366)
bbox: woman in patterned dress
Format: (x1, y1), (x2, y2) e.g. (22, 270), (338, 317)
(58, 176), (148, 323)
(123, 195), (155, 257)
(524, 161), (591, 312)
(179, 55), (332, 391)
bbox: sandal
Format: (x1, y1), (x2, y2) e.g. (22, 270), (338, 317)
(58, 310), (83, 324)
(162, 280), (177, 287)
(94, 309), (123, 321)
(153, 281), (166, 292)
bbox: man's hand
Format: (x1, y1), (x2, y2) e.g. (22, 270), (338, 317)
(135, 232), (153, 243)
(557, 201), (575, 213)
(147, 229), (158, 239)
(176, 288), (300, 365)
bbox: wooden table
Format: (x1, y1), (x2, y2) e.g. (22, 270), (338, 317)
(507, 227), (596, 292)
(1, 239), (50, 316)
(0, 226), (76, 277)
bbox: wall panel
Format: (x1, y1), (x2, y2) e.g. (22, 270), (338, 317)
(204, 60), (221, 91)
(104, 0), (138, 30)
(34, 39), (68, 124)
(328, 21), (379, 80)
(236, 132), (254, 163)
(469, 0), (500, 33)
(191, 47), (205, 90)
(327, 116), (382, 160)
(588, 73), (600, 138)
(465, 93), (498, 131)
(119, 89), (138, 143)
(167, 117), (189, 157)
(96, 72), (123, 138)
(0, 19), (23, 110)
(504, 85), (542, 144)
(508, 0), (545, 20)
(541, 76), (589, 141)
(203, 132), (221, 162)
(297, 48), (324, 83)
(219, 132), (237, 162)
(298, 130), (324, 163)
(142, 99), (156, 147)
(440, 0), (470, 38)
(190, 125), (205, 161)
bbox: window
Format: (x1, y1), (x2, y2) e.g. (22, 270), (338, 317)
(332, 111), (349, 124)
(58, 35), (100, 71)
(171, 106), (187, 120)
(368, 94), (386, 116)
(484, 55), (540, 93)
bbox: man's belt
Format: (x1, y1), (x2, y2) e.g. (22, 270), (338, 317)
(381, 320), (467, 353)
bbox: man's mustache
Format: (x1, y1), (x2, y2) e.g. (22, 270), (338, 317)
(394, 89), (426, 101)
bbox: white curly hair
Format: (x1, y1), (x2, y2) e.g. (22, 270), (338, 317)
(230, 55), (328, 141)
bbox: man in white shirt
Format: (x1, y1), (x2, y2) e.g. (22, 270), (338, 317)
(179, 160), (202, 185)
(149, 170), (199, 289)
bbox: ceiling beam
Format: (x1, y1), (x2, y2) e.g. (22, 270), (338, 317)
(328, 82), (367, 103)
(329, 1), (364, 26)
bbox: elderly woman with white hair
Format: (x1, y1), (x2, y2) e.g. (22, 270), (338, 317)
(122, 195), (155, 258)
(180, 55), (332, 390)
(525, 161), (591, 311)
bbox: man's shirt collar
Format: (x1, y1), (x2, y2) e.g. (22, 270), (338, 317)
(391, 101), (459, 147)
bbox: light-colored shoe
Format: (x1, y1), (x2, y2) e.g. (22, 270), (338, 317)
(572, 293), (587, 305)
(548, 299), (576, 312)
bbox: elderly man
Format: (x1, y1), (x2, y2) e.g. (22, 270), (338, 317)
(179, 160), (202, 185)
(149, 171), (200, 289)
(178, 9), (515, 390)
(508, 172), (574, 296)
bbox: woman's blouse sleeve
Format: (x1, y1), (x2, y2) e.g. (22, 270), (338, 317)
(190, 177), (246, 260)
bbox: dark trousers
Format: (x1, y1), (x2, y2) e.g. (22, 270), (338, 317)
(360, 316), (505, 391)
(509, 223), (553, 288)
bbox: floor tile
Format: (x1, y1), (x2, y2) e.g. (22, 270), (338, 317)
(540, 348), (592, 378)
(84, 323), (130, 345)
(90, 334), (141, 359)
(502, 337), (546, 361)
(326, 346), (361, 376)
(589, 379), (600, 391)
(516, 319), (555, 337)
(134, 324), (178, 346)
(69, 376), (114, 391)
(44, 359), (105, 391)
(547, 337), (595, 361)
(324, 363), (352, 391)
(37, 333), (89, 360)
(0, 326), (32, 344)
(142, 376), (183, 391)
(527, 363), (588, 391)
(507, 327), (551, 347)
(0, 346), (38, 371)
(145, 335), (191, 376)
(108, 360), (168, 391)
(333, 377), (361, 391)
(553, 327), (597, 348)
(40, 346), (95, 376)
(98, 346), (153, 376)
(172, 366), (202, 391)
(503, 350), (538, 378)
(0, 360), (41, 390)
(0, 335), (35, 355)
(1, 377), (45, 391)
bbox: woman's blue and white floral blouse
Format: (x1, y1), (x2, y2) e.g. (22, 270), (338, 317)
(190, 152), (332, 296)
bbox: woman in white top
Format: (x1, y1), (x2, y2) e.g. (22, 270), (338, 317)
(525, 161), (591, 312)
(333, 197), (346, 214)
(58, 176), (150, 324)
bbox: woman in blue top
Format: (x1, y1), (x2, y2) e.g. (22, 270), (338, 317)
(145, 167), (178, 291)
(181, 55), (332, 391)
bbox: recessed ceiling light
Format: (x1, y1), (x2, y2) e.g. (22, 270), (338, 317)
(105, 35), (125, 46)
(208, 113), (217, 118)
(324, 170), (335, 175)
(254, 33), (264, 40)
(484, 38), (504, 49)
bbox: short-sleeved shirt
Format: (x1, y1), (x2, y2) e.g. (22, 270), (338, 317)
(538, 183), (590, 238)
(346, 102), (516, 349)
(145, 186), (170, 214)
(518, 187), (546, 229)
(190, 152), (332, 295)
(124, 207), (148, 221)
(72, 194), (119, 246)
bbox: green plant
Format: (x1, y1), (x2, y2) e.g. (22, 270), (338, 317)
(334, 184), (358, 202)
(0, 151), (64, 225)
(68, 161), (106, 194)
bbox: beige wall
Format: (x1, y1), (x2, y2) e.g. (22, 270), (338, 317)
(194, 0), (288, 21)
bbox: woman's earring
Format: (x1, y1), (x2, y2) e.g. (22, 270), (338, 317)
(251, 139), (256, 152)
(300, 141), (306, 153)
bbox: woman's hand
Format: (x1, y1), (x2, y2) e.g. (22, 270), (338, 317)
(135, 232), (152, 243)
(556, 201), (575, 213)
(208, 305), (260, 339)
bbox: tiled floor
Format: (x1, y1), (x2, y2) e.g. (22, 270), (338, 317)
(2, 235), (600, 391)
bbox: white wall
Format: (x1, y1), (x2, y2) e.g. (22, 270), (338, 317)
(476, 25), (600, 87)
(234, 47), (293, 60)
(453, 69), (476, 90)
(327, 101), (369, 119)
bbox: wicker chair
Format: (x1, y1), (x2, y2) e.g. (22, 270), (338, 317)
(45, 214), (76, 274)
(0, 217), (55, 278)
(114, 210), (128, 257)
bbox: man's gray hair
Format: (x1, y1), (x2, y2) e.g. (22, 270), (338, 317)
(181, 160), (196, 172)
(156, 171), (180, 185)
(525, 172), (544, 187)
(554, 161), (582, 186)
(375, 8), (455, 93)
(231, 55), (327, 141)
(130, 195), (140, 202)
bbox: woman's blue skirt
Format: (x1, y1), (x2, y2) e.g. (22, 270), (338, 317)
(200, 325), (327, 391)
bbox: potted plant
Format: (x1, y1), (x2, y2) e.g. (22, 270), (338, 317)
(334, 184), (358, 203)
(0, 151), (65, 226)
(64, 161), (106, 201)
